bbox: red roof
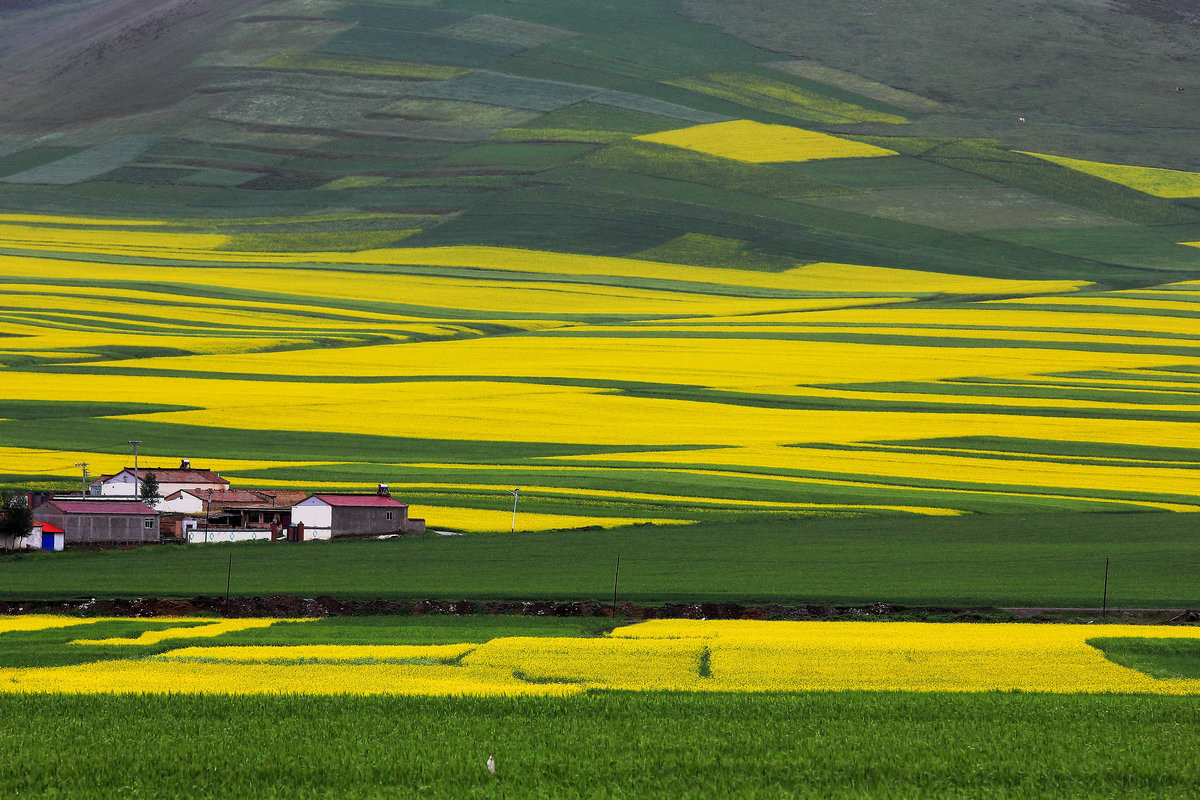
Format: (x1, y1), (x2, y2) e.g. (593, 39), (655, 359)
(34, 522), (65, 533)
(313, 494), (407, 508)
(38, 499), (157, 515)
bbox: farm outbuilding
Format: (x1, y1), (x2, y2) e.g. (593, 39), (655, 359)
(31, 499), (159, 546)
(291, 485), (424, 538)
(159, 488), (305, 525)
(35, 522), (65, 551)
(0, 520), (62, 552)
(92, 459), (229, 502)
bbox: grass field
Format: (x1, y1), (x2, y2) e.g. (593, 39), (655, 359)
(3, 616), (1200, 797)
(5, 691), (1199, 799)
(4, 513), (1199, 608)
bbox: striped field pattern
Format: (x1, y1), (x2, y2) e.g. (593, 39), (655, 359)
(1, 213), (1199, 524)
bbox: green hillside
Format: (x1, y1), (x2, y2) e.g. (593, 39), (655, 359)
(1, 0), (1198, 286)
(1, 0), (1198, 528)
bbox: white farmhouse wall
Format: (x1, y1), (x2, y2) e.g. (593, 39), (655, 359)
(99, 473), (137, 496)
(156, 481), (219, 497)
(158, 492), (205, 514)
(1, 532), (39, 551)
(100, 473), (226, 503)
(163, 493), (204, 513)
(291, 498), (332, 530)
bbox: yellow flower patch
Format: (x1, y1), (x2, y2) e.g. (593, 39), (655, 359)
(4, 618), (1200, 696)
(461, 636), (709, 691)
(72, 619), (289, 646)
(155, 644), (476, 663)
(1021, 152), (1200, 198)
(0, 617), (104, 635)
(635, 120), (897, 163)
(610, 620), (1200, 694)
(0, 223), (229, 256)
(418, 505), (694, 532)
(0, 659), (578, 697)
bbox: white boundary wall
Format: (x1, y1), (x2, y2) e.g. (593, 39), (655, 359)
(185, 528), (331, 544)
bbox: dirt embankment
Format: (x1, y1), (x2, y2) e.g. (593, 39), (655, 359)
(2, 595), (1199, 624)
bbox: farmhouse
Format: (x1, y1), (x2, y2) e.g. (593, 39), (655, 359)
(31, 498), (158, 545)
(291, 485), (424, 538)
(92, 459), (229, 500)
(159, 488), (306, 526)
(159, 488), (310, 542)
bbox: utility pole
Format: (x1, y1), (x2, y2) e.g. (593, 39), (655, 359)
(612, 554), (621, 619)
(506, 487), (520, 533)
(128, 440), (142, 500)
(75, 462), (89, 495)
(1102, 557), (1110, 620)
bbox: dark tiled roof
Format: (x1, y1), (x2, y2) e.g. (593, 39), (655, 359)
(120, 468), (228, 485)
(191, 489), (309, 508)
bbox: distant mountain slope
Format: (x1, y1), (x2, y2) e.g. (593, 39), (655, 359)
(683, 0), (1200, 169)
(0, 0), (247, 127)
(0, 0), (1197, 286)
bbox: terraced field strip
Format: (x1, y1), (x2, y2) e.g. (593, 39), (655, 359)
(635, 119), (898, 162)
(2, 214), (1199, 515)
(1021, 152), (1200, 198)
(4, 617), (1200, 696)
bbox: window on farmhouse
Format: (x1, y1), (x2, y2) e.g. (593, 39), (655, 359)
(386, 510), (393, 520)
(143, 518), (153, 529)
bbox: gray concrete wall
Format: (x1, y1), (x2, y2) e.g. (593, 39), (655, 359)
(330, 506), (407, 537)
(36, 509), (159, 545)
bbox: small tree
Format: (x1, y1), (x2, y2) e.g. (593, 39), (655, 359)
(139, 472), (160, 506)
(0, 490), (33, 552)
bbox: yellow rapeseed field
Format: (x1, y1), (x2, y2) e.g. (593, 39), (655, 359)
(235, 479), (961, 516)
(610, 620), (1200, 694)
(0, 214), (166, 226)
(0, 448), (335, 482)
(0, 617), (106, 635)
(4, 617), (1200, 696)
(634, 120), (898, 163)
(0, 223), (229, 256)
(0, 659), (579, 697)
(461, 636), (710, 691)
(416, 506), (694, 532)
(155, 644), (477, 663)
(71, 619), (287, 645)
(1021, 152), (1200, 197)
(2, 214), (1197, 513)
(0, 235), (1088, 298)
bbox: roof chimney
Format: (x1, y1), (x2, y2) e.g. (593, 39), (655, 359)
(180, 458), (191, 469)
(377, 483), (390, 496)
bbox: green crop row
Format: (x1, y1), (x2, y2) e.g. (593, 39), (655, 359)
(3, 691), (1200, 798)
